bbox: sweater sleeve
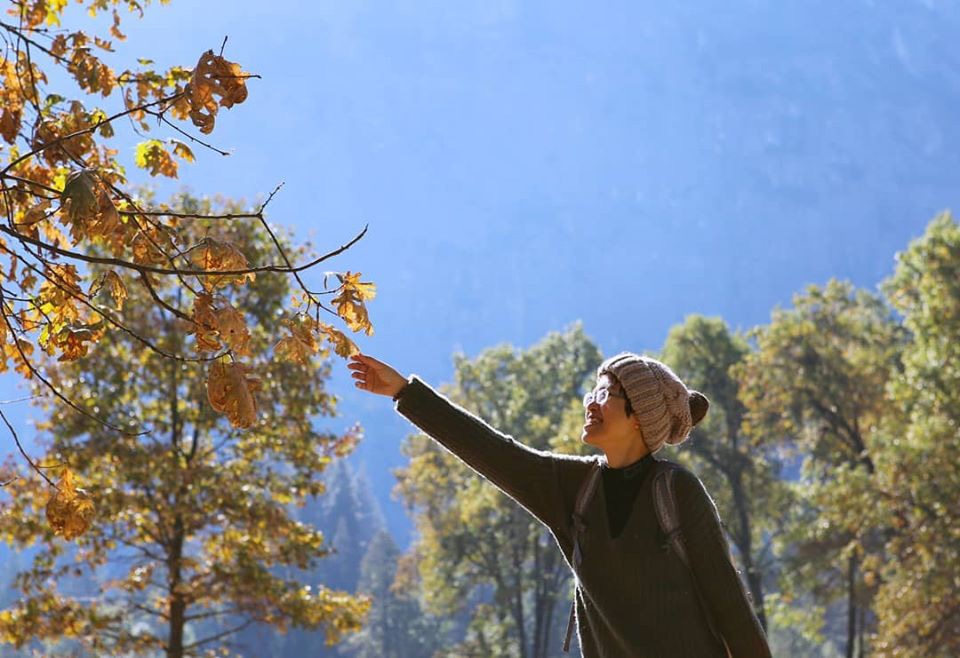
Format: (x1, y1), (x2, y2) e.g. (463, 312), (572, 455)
(674, 469), (772, 658)
(395, 376), (571, 533)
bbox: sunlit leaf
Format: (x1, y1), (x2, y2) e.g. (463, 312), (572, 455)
(207, 360), (261, 429)
(186, 50), (249, 134)
(184, 237), (255, 291)
(331, 272), (375, 336)
(45, 469), (95, 540)
(134, 139), (178, 178)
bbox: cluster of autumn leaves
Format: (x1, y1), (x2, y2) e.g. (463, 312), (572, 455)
(0, 2), (378, 544)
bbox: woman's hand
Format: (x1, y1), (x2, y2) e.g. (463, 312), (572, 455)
(348, 354), (408, 398)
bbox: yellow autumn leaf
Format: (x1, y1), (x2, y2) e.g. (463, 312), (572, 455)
(46, 468), (95, 540)
(337, 271), (376, 301)
(207, 361), (261, 429)
(318, 322), (359, 358)
(184, 237), (255, 291)
(331, 272), (375, 336)
(287, 314), (319, 350)
(134, 139), (178, 178)
(170, 138), (196, 163)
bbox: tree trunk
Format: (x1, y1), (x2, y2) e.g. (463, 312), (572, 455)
(167, 515), (186, 658)
(512, 528), (528, 658)
(728, 467), (767, 630)
(846, 554), (857, 658)
(856, 595), (866, 658)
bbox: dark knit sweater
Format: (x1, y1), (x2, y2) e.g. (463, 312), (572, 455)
(396, 376), (771, 658)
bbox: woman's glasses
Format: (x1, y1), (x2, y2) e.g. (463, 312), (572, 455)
(583, 387), (626, 407)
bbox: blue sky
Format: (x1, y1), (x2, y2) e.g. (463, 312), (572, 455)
(3, 0), (960, 541)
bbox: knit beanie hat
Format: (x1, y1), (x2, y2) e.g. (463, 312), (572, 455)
(597, 353), (709, 453)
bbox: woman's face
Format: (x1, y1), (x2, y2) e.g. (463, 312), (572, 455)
(581, 373), (640, 448)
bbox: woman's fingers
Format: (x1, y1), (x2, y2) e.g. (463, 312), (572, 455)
(347, 353), (404, 397)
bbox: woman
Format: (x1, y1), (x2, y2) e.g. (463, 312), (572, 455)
(348, 351), (771, 658)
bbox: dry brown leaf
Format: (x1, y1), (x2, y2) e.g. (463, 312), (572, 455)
(0, 107), (20, 144)
(60, 169), (99, 224)
(213, 302), (251, 356)
(184, 237), (254, 291)
(274, 334), (314, 364)
(207, 361), (261, 429)
(89, 270), (127, 311)
(130, 229), (168, 266)
(190, 293), (221, 353)
(186, 50), (249, 135)
(46, 468), (95, 540)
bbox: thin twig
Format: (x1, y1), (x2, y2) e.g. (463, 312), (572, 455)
(152, 111), (231, 157)
(0, 394), (41, 404)
(0, 406), (55, 487)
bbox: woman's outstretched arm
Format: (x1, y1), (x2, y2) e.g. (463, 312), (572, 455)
(348, 354), (588, 533)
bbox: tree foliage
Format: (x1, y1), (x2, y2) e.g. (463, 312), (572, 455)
(0, 196), (369, 657)
(0, 0), (375, 539)
(869, 213), (960, 656)
(395, 324), (601, 658)
(660, 315), (787, 631)
(736, 279), (904, 657)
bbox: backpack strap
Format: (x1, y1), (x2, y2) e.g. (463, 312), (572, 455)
(652, 463), (727, 651)
(562, 461), (602, 653)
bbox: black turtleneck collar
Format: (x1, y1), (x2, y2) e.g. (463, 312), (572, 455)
(602, 452), (656, 539)
(606, 452), (656, 480)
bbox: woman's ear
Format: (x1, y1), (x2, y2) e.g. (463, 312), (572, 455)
(689, 391), (710, 426)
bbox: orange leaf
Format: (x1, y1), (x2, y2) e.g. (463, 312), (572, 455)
(214, 302), (251, 356)
(186, 50), (249, 135)
(207, 361), (261, 429)
(318, 322), (359, 358)
(46, 469), (95, 540)
(331, 272), (376, 336)
(184, 237), (254, 291)
(274, 334), (314, 364)
(190, 293), (221, 353)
